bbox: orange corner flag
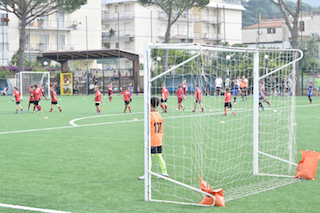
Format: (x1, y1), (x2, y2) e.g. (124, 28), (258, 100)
(198, 176), (225, 207)
(295, 150), (320, 180)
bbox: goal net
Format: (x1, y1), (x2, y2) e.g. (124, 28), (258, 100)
(143, 43), (303, 205)
(15, 71), (50, 100)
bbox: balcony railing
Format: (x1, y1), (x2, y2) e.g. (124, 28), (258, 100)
(102, 30), (135, 39)
(25, 20), (79, 30)
(202, 33), (223, 40)
(222, 0), (242, 5)
(159, 31), (200, 39)
(202, 16), (224, 23)
(25, 43), (76, 52)
(102, 11), (134, 20)
(159, 12), (200, 21)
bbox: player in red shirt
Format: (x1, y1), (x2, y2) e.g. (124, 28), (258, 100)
(108, 82), (113, 102)
(176, 85), (185, 111)
(92, 86), (102, 114)
(223, 88), (235, 116)
(260, 82), (271, 107)
(41, 85), (47, 100)
(191, 84), (204, 112)
(120, 86), (132, 113)
(26, 85), (34, 111)
(49, 87), (62, 112)
(13, 87), (24, 113)
(32, 85), (42, 113)
(181, 78), (187, 101)
(160, 84), (169, 113)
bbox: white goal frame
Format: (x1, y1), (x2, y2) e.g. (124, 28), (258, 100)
(15, 71), (50, 100)
(143, 43), (303, 206)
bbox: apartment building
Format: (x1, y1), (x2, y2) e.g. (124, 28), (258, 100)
(101, 0), (245, 68)
(1, 0), (102, 69)
(242, 15), (320, 53)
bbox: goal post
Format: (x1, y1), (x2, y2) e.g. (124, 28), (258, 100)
(143, 43), (303, 205)
(15, 71), (50, 100)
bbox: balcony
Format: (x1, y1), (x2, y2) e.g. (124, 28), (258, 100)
(25, 43), (77, 52)
(202, 33), (223, 40)
(102, 11), (134, 21)
(159, 31), (200, 39)
(102, 30), (135, 39)
(159, 12), (200, 22)
(202, 16), (224, 23)
(24, 20), (79, 30)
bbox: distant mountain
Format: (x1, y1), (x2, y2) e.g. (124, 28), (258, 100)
(302, 0), (320, 8)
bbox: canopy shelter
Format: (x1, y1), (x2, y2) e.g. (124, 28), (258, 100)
(42, 49), (140, 93)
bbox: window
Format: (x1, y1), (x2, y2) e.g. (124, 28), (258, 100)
(299, 21), (305, 32)
(115, 5), (118, 13)
(56, 12), (64, 27)
(267, 28), (276, 34)
(126, 61), (132, 69)
(104, 43), (110, 49)
(58, 35), (65, 50)
(40, 35), (49, 51)
(116, 42), (119, 48)
(0, 13), (9, 26)
(125, 23), (130, 35)
(0, 33), (8, 50)
(1, 58), (9, 66)
(125, 42), (130, 50)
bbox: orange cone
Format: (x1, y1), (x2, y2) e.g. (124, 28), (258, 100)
(198, 176), (225, 207)
(295, 150), (320, 180)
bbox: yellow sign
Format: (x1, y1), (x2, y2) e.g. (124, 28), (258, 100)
(60, 73), (73, 95)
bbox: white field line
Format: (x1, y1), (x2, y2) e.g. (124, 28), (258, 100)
(69, 112), (143, 126)
(0, 103), (319, 136)
(0, 203), (72, 213)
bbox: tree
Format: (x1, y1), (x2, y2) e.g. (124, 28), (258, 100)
(0, 0), (87, 72)
(269, 0), (301, 94)
(301, 37), (320, 73)
(138, 0), (209, 71)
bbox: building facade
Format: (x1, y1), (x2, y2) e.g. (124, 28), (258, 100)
(101, 0), (245, 69)
(1, 0), (102, 69)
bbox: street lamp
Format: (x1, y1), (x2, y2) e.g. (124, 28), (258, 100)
(264, 54), (269, 87)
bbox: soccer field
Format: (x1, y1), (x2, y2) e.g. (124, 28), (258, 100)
(0, 94), (319, 213)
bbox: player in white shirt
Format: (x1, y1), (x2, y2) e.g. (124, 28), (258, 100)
(225, 77), (230, 88)
(215, 76), (223, 96)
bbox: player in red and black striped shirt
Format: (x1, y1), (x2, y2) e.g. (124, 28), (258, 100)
(49, 87), (62, 112)
(41, 85), (47, 100)
(120, 86), (132, 113)
(191, 84), (204, 112)
(13, 87), (24, 113)
(160, 84), (169, 113)
(223, 88), (235, 116)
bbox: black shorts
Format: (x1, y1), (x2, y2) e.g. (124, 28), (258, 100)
(34, 101), (39, 106)
(16, 102), (20, 105)
(125, 101), (130, 105)
(29, 100), (34, 104)
(151, 146), (162, 154)
(216, 87), (221, 91)
(195, 100), (201, 104)
(52, 102), (58, 105)
(224, 102), (232, 108)
(241, 87), (247, 92)
(161, 99), (167, 103)
(95, 103), (100, 106)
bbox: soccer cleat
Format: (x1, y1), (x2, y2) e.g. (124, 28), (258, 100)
(96, 112), (101, 114)
(223, 114), (226, 116)
(183, 107), (185, 111)
(234, 102), (236, 105)
(192, 110), (195, 112)
(157, 174), (169, 179)
(32, 111), (35, 113)
(138, 175), (145, 180)
(21, 110), (24, 114)
(269, 104), (271, 107)
(309, 102), (312, 104)
(162, 110), (165, 113)
(260, 108), (264, 111)
(26, 109), (30, 111)
(38, 111), (42, 113)
(233, 113), (236, 116)
(124, 110), (126, 113)
(49, 110), (52, 112)
(15, 111), (18, 113)
(60, 109), (62, 112)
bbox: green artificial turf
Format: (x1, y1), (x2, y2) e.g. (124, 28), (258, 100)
(0, 94), (319, 213)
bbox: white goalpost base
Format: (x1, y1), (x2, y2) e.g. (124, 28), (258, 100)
(144, 43), (303, 205)
(15, 71), (50, 100)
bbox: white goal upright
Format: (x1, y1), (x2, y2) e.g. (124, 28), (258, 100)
(143, 43), (303, 205)
(15, 71), (50, 100)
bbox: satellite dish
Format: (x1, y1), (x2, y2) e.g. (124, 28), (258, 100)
(288, 15), (293, 20)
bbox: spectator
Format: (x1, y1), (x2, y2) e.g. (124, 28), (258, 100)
(203, 82), (210, 96)
(73, 84), (78, 94)
(215, 76), (223, 96)
(137, 85), (140, 93)
(94, 71), (100, 79)
(225, 77), (230, 88)
(89, 82), (95, 93)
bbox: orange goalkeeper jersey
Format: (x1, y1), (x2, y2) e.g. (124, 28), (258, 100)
(150, 111), (163, 147)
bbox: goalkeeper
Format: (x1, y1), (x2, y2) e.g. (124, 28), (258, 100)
(139, 97), (168, 180)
